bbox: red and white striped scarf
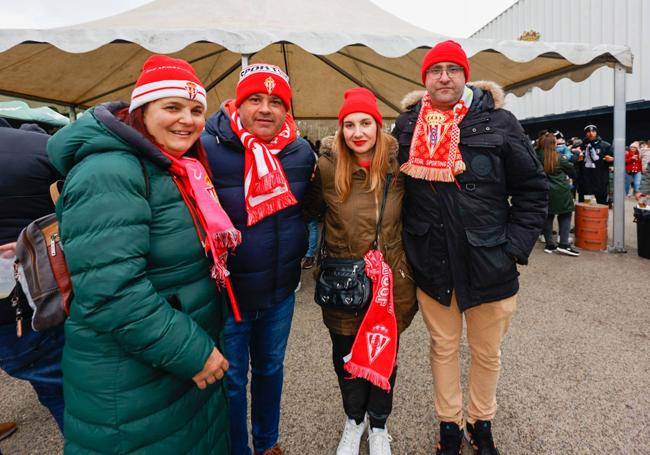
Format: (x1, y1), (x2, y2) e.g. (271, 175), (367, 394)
(224, 100), (298, 226)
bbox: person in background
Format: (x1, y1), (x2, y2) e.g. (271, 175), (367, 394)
(202, 63), (315, 455)
(0, 117), (64, 433)
(639, 141), (650, 175)
(575, 124), (613, 205)
(305, 88), (417, 455)
(537, 133), (580, 256)
(625, 141), (643, 196)
(552, 130), (573, 162)
(48, 55), (233, 454)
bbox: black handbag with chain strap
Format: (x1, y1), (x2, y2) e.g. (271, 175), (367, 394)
(314, 174), (392, 311)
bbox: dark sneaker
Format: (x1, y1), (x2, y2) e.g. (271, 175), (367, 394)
(543, 244), (557, 254)
(556, 245), (580, 257)
(465, 420), (501, 455)
(301, 256), (315, 269)
(436, 421), (462, 455)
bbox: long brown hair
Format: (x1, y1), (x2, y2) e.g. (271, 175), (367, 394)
(115, 105), (212, 177)
(539, 132), (558, 175)
(333, 122), (392, 202)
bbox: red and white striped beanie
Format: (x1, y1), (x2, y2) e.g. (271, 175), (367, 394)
(129, 55), (207, 113)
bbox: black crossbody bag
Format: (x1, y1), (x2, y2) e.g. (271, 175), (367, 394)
(314, 174), (392, 311)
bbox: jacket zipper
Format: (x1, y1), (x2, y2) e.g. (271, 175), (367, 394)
(23, 231), (43, 299)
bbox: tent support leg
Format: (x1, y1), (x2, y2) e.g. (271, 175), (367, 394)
(611, 63), (626, 253)
(68, 105), (77, 122)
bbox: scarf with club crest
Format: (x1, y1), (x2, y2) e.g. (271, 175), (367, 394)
(343, 250), (397, 392)
(163, 150), (243, 320)
(400, 87), (473, 182)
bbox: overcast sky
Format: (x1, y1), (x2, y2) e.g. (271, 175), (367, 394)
(0, 0), (518, 38)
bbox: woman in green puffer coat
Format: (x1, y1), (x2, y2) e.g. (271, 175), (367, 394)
(537, 132), (580, 257)
(47, 55), (234, 454)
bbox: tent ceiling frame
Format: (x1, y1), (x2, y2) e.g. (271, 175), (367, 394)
(312, 54), (400, 113)
(336, 51), (421, 86)
(77, 48), (230, 106)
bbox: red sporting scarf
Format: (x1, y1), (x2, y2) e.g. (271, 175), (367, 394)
(343, 250), (397, 392)
(163, 151), (243, 320)
(224, 100), (298, 226)
(400, 88), (472, 182)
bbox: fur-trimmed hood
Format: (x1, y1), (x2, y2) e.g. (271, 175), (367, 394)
(399, 80), (505, 111)
(400, 90), (426, 111)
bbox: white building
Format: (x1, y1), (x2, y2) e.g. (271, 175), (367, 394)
(472, 0), (650, 140)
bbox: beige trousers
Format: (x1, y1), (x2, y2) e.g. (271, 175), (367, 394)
(418, 288), (517, 426)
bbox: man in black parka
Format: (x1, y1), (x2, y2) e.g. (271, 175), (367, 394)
(392, 41), (548, 455)
(575, 124), (614, 205)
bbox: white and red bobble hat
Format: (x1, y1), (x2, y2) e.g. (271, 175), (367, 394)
(129, 54), (207, 113)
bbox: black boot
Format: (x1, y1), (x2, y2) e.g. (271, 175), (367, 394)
(435, 421), (462, 455)
(465, 420), (501, 455)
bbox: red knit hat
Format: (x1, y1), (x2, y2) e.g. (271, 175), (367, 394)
(130, 55), (207, 113)
(235, 63), (292, 110)
(421, 40), (470, 83)
(338, 88), (383, 126)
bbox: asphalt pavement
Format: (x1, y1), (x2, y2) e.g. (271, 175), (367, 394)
(1, 198), (648, 454)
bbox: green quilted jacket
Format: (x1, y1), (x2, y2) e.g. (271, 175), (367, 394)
(47, 103), (230, 454)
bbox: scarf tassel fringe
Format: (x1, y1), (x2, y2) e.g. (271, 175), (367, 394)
(210, 262), (229, 288)
(247, 192), (298, 226)
(400, 163), (457, 183)
(344, 360), (392, 392)
(210, 229), (242, 250)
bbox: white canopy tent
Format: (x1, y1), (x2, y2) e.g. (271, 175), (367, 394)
(0, 0), (633, 250)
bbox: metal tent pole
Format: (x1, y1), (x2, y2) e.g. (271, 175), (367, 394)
(68, 105), (77, 122)
(611, 63), (626, 253)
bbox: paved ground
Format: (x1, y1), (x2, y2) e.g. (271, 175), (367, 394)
(1, 199), (648, 454)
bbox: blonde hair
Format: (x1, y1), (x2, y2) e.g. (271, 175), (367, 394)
(333, 123), (393, 202)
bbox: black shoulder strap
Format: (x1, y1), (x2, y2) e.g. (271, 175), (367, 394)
(371, 174), (393, 250)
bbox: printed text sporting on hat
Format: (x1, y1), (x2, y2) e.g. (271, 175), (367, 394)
(239, 64), (289, 83)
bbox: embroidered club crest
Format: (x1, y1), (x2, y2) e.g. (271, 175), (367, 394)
(426, 111), (445, 125)
(204, 174), (219, 202)
(185, 81), (198, 100)
(366, 325), (391, 364)
(264, 76), (276, 95)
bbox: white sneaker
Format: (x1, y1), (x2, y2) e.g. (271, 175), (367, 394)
(336, 416), (368, 455)
(368, 427), (393, 455)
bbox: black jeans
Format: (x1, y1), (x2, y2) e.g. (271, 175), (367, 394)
(543, 212), (572, 248)
(329, 331), (397, 429)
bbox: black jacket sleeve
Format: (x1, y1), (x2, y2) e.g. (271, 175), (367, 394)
(501, 112), (549, 265)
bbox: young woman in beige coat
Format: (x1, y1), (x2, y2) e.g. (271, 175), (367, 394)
(304, 88), (417, 455)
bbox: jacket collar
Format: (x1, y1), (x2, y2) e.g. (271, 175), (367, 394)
(205, 103), (303, 156)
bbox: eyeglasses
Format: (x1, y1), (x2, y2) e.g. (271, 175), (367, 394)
(426, 65), (465, 79)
